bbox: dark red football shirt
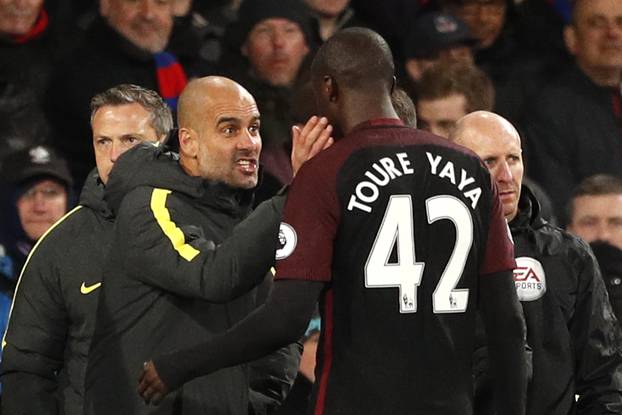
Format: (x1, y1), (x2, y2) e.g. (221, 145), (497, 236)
(276, 119), (515, 415)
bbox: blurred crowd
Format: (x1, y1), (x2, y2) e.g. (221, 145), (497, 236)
(1, 0), (622, 411)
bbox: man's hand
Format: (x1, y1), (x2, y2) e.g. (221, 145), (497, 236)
(291, 116), (334, 177)
(138, 361), (169, 405)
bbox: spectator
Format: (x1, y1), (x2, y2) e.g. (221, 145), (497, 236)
(0, 0), (73, 104)
(0, 144), (72, 345)
(567, 175), (622, 251)
(438, 0), (553, 123)
(401, 11), (476, 89)
(450, 111), (622, 415)
(415, 61), (493, 138)
(45, 0), (210, 189)
(0, 145), (72, 279)
(523, 0), (622, 222)
(84, 76), (330, 414)
(0, 84), (172, 415)
(304, 0), (369, 42)
(222, 0), (313, 199)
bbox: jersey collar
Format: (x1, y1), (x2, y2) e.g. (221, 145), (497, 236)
(350, 118), (405, 133)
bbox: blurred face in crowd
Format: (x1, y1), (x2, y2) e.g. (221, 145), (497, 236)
(100, 0), (174, 53)
(17, 178), (68, 241)
(445, 0), (506, 49)
(0, 0), (44, 36)
(405, 46), (473, 82)
(92, 103), (160, 184)
(565, 0), (622, 81)
(452, 112), (523, 221)
(568, 194), (622, 250)
(242, 18), (310, 87)
(305, 0), (350, 17)
(179, 78), (262, 189)
(417, 93), (467, 138)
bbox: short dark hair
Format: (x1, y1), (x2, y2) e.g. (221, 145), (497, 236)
(311, 28), (395, 93)
(391, 87), (417, 128)
(416, 61), (494, 113)
(568, 174), (622, 220)
(90, 84), (173, 138)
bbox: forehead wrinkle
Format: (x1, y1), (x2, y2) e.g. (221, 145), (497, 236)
(212, 103), (260, 122)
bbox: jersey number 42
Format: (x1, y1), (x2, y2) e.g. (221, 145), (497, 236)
(365, 194), (473, 314)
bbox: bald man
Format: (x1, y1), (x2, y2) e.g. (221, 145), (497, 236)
(450, 111), (622, 415)
(139, 29), (526, 415)
(83, 76), (332, 415)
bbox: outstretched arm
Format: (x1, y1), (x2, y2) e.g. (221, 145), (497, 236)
(138, 279), (325, 404)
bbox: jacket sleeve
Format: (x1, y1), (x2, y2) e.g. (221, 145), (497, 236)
(247, 274), (302, 414)
(0, 240), (67, 415)
(116, 188), (285, 303)
(573, 241), (622, 414)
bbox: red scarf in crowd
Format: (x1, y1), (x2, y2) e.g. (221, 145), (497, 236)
(154, 51), (188, 110)
(12, 9), (48, 44)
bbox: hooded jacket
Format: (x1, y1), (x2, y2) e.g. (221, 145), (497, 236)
(84, 143), (297, 415)
(0, 169), (114, 415)
(475, 186), (622, 415)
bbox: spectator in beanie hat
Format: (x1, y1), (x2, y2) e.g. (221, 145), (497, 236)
(220, 0), (315, 204)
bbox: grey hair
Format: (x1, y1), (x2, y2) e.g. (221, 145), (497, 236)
(90, 84), (174, 137)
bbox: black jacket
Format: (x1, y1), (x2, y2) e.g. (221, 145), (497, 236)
(475, 187), (622, 415)
(84, 143), (298, 415)
(0, 169), (114, 415)
(523, 66), (622, 221)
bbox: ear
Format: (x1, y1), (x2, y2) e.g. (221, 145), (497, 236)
(391, 76), (397, 94)
(404, 59), (424, 82)
(563, 25), (578, 56)
(324, 76), (339, 103)
(178, 127), (198, 158)
(100, 0), (110, 17)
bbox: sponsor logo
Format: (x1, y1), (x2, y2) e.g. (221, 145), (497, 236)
(276, 223), (297, 260)
(80, 282), (102, 295)
(513, 257), (546, 301)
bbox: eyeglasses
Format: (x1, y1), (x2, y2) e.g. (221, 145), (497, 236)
(20, 186), (66, 201)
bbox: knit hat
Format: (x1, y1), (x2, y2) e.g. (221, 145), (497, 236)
(229, 0), (313, 48)
(403, 12), (477, 59)
(3, 145), (73, 188)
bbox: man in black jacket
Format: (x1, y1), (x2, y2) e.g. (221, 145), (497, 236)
(449, 111), (622, 415)
(84, 76), (332, 415)
(0, 84), (173, 415)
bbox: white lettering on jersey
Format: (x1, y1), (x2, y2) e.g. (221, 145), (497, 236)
(347, 152), (415, 213)
(426, 152), (482, 209)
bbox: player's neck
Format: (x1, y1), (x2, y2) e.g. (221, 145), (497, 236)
(340, 94), (398, 136)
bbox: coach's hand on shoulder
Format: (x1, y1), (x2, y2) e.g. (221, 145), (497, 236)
(138, 360), (169, 405)
(291, 116), (334, 177)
